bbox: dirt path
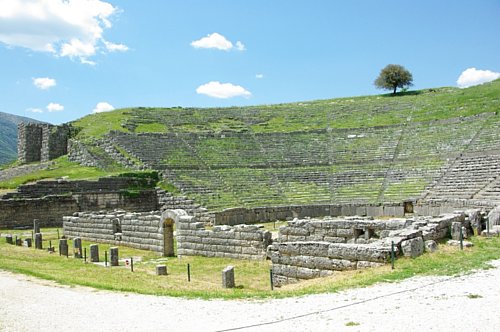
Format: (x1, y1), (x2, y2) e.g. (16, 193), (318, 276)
(1, 261), (500, 331)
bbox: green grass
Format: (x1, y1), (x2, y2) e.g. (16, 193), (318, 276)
(1, 229), (500, 300)
(0, 156), (123, 189)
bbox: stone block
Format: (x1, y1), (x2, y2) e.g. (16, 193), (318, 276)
(90, 244), (99, 262)
(222, 265), (235, 288)
(156, 265), (167, 275)
(35, 233), (43, 249)
(59, 239), (68, 256)
(24, 238), (32, 247)
(73, 237), (83, 258)
(424, 240), (438, 253)
(401, 237), (424, 258)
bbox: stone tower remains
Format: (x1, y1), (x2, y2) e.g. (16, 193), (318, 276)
(17, 123), (73, 164)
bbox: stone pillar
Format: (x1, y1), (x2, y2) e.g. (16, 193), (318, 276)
(90, 244), (99, 262)
(33, 219), (41, 234)
(59, 239), (68, 256)
(15, 237), (22, 246)
(73, 238), (83, 258)
(35, 233), (43, 249)
(156, 265), (167, 275)
(110, 247), (119, 266)
(451, 222), (462, 240)
(222, 266), (235, 288)
(6, 234), (13, 245)
(24, 238), (32, 247)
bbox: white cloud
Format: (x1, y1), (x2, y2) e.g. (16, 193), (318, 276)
(103, 40), (128, 52)
(457, 68), (500, 88)
(196, 81), (251, 99)
(235, 41), (245, 51)
(33, 77), (56, 90)
(255, 74), (264, 79)
(47, 102), (64, 112)
(92, 101), (115, 113)
(0, 0), (127, 64)
(191, 33), (245, 51)
(27, 107), (43, 113)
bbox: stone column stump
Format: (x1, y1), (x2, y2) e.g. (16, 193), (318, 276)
(73, 238), (83, 258)
(222, 266), (235, 288)
(110, 247), (119, 266)
(24, 238), (32, 247)
(59, 239), (69, 256)
(156, 265), (167, 275)
(6, 234), (13, 245)
(90, 244), (99, 262)
(15, 237), (22, 246)
(33, 219), (41, 234)
(34, 233), (43, 249)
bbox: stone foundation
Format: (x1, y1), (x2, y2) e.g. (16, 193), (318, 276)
(269, 213), (465, 286)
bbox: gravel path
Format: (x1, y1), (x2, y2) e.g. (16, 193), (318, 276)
(1, 261), (500, 332)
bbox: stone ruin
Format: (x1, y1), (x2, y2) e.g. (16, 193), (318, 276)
(268, 213), (467, 286)
(17, 123), (74, 164)
(59, 207), (500, 287)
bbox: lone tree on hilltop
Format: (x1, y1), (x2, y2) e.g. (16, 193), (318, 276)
(374, 64), (413, 94)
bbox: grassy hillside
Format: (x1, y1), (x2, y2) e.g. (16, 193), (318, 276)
(0, 112), (47, 165)
(3, 80), (499, 211)
(72, 80), (500, 138)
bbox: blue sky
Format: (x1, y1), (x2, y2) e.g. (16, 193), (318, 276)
(0, 0), (499, 124)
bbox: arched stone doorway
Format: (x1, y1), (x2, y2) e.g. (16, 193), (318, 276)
(163, 218), (175, 257)
(161, 209), (188, 257)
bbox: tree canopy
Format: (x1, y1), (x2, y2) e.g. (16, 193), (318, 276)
(374, 64), (413, 94)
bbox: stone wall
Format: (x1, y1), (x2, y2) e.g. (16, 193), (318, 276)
(0, 190), (158, 229)
(17, 123), (73, 164)
(3, 177), (158, 199)
(0, 196), (78, 229)
(63, 211), (165, 252)
(176, 214), (272, 260)
(269, 213), (464, 286)
(0, 176), (159, 229)
(214, 203), (406, 225)
(17, 123), (43, 163)
(67, 139), (105, 168)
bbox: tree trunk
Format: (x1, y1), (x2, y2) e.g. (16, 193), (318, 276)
(393, 86), (397, 94)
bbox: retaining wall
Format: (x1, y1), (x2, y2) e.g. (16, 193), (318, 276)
(0, 190), (158, 229)
(176, 215), (272, 260)
(63, 211), (164, 252)
(214, 203), (406, 225)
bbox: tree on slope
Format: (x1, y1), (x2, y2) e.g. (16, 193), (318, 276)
(374, 64), (413, 94)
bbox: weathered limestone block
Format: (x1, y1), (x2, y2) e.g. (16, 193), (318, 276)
(424, 240), (438, 253)
(156, 265), (167, 275)
(401, 237), (424, 258)
(73, 237), (83, 258)
(110, 247), (119, 266)
(24, 238), (32, 247)
(222, 266), (235, 288)
(447, 240), (473, 248)
(451, 222), (463, 241)
(59, 239), (68, 256)
(357, 261), (384, 269)
(35, 233), (43, 249)
(33, 219), (41, 233)
(90, 244), (99, 262)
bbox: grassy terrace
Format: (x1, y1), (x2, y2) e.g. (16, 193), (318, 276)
(2, 80), (499, 209)
(1, 228), (500, 299)
(71, 80), (500, 137)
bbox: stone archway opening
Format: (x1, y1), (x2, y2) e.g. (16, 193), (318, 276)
(163, 218), (175, 257)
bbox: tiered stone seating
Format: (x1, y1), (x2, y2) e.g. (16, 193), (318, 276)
(96, 108), (500, 212)
(426, 154), (500, 199)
